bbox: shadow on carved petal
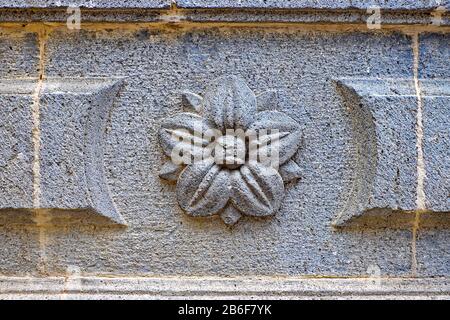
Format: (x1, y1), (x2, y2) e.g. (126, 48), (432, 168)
(279, 160), (302, 183)
(159, 160), (183, 181)
(256, 90), (278, 112)
(176, 160), (231, 217)
(231, 162), (284, 217)
(220, 206), (242, 226)
(158, 112), (212, 159)
(182, 91), (203, 113)
(203, 75), (257, 130)
(248, 111), (302, 165)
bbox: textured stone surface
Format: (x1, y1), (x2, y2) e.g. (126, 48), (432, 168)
(0, 31), (39, 77)
(0, 5), (449, 293)
(422, 82), (450, 212)
(1, 1), (447, 9)
(35, 27), (415, 276)
(334, 79), (418, 226)
(0, 76), (125, 225)
(420, 33), (450, 80)
(420, 34), (450, 213)
(0, 1), (171, 8)
(0, 8), (447, 25)
(158, 76), (302, 225)
(0, 80), (34, 211)
(0, 227), (41, 276)
(417, 230), (450, 276)
(176, 0), (449, 10)
(0, 32), (39, 218)
(415, 33), (450, 277)
(0, 276), (448, 299)
(39, 78), (125, 225)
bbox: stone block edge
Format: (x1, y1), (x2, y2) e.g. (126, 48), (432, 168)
(0, 276), (448, 299)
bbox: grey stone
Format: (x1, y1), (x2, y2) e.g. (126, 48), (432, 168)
(159, 76), (302, 224)
(39, 78), (126, 225)
(0, 77), (126, 226)
(0, 227), (41, 276)
(422, 82), (450, 213)
(0, 0), (448, 10)
(416, 230), (450, 276)
(0, 0), (449, 298)
(420, 33), (450, 80)
(333, 78), (450, 226)
(0, 33), (39, 224)
(333, 79), (418, 227)
(279, 160), (302, 183)
(0, 32), (39, 77)
(0, 276), (448, 299)
(0, 1), (171, 9)
(419, 34), (450, 214)
(176, 0), (448, 10)
(0, 7), (447, 25)
(0, 0), (447, 10)
(39, 28), (414, 276)
(0, 80), (34, 211)
(158, 160), (183, 181)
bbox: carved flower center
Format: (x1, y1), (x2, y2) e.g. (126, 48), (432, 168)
(216, 134), (246, 169)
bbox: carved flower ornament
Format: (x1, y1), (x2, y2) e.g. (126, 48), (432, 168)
(158, 76), (303, 225)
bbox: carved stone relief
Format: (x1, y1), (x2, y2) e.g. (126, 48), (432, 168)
(158, 76), (303, 225)
(335, 78), (450, 227)
(0, 78), (125, 225)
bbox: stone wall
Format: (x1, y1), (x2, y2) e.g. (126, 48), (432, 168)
(0, 0), (448, 299)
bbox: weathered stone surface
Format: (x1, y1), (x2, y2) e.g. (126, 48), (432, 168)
(39, 78), (125, 225)
(0, 1), (171, 9)
(420, 33), (450, 80)
(415, 34), (450, 277)
(0, 32), (39, 221)
(0, 80), (34, 211)
(333, 78), (450, 226)
(0, 276), (448, 299)
(2, 1), (446, 10)
(0, 32), (39, 77)
(416, 230), (450, 276)
(422, 82), (450, 213)
(0, 227), (41, 276)
(334, 79), (418, 227)
(420, 34), (450, 213)
(0, 7), (447, 25)
(0, 4), (449, 295)
(159, 76), (302, 225)
(37, 27), (415, 276)
(0, 76), (125, 225)
(176, 0), (448, 10)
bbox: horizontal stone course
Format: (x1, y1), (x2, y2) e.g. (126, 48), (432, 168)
(0, 0), (448, 10)
(0, 1), (171, 9)
(176, 0), (449, 10)
(0, 276), (449, 299)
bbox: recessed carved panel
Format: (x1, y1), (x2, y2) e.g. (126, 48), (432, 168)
(335, 78), (450, 228)
(0, 78), (125, 226)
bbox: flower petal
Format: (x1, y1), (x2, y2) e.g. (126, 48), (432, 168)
(279, 159), (302, 183)
(159, 112), (213, 162)
(231, 162), (284, 216)
(176, 161), (230, 216)
(182, 91), (203, 113)
(220, 205), (242, 226)
(203, 76), (257, 131)
(248, 111), (302, 166)
(159, 160), (183, 181)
